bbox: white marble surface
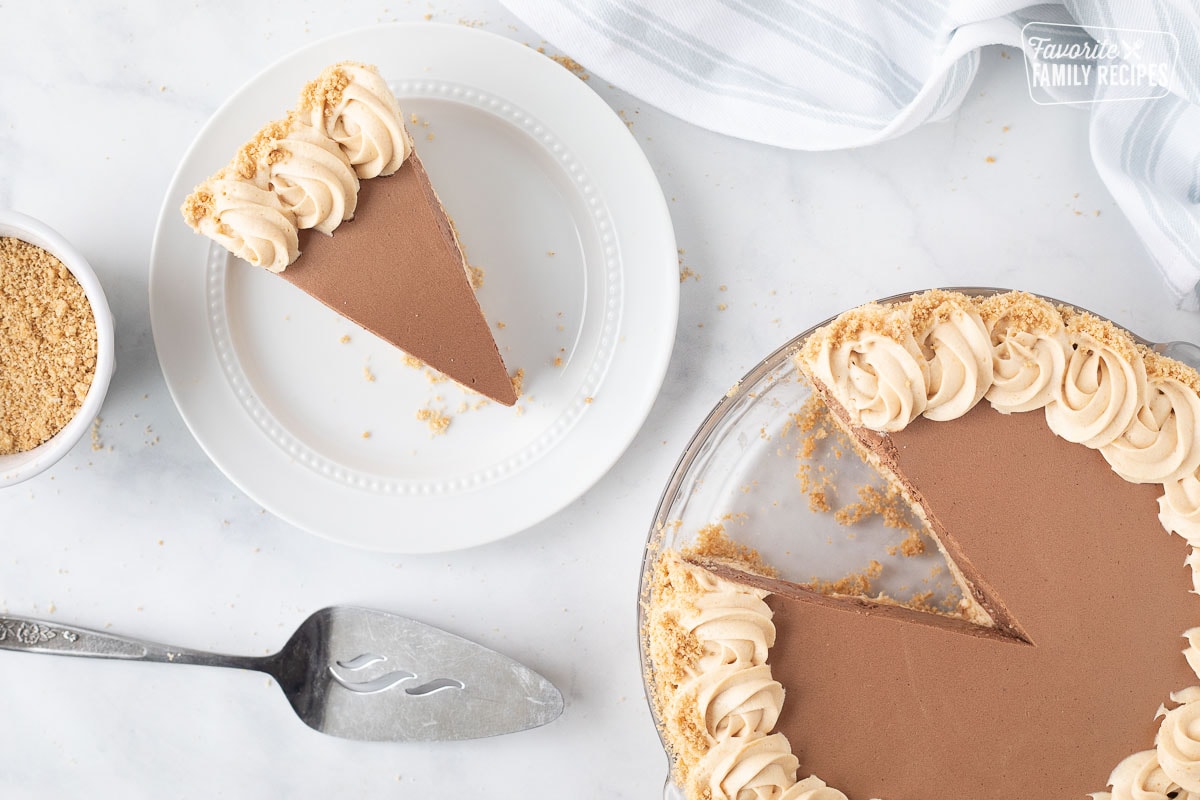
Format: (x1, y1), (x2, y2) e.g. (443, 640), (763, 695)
(1, 1), (1198, 797)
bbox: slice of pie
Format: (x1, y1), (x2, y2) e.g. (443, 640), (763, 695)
(180, 62), (516, 406)
(645, 290), (1200, 800)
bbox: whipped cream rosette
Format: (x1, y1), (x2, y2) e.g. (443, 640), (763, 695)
(803, 303), (929, 432)
(183, 172), (299, 273)
(1101, 353), (1200, 484)
(907, 290), (994, 422)
(684, 572), (776, 669)
(303, 61), (411, 179)
(980, 292), (1071, 414)
(782, 776), (850, 800)
(1045, 311), (1148, 449)
(700, 733), (800, 800)
(1096, 748), (1198, 800)
(265, 120), (360, 235)
(1155, 687), (1200, 793)
(689, 663), (783, 739)
(1160, 475), (1200, 545)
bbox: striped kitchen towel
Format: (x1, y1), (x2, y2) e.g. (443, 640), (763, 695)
(500, 0), (1200, 309)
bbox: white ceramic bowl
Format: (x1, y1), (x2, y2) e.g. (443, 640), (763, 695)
(0, 210), (114, 487)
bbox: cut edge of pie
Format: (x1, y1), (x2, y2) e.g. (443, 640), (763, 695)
(643, 288), (1200, 800)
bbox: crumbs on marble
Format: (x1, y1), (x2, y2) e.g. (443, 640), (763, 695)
(90, 416), (105, 451)
(536, 47), (590, 80)
(678, 248), (699, 282)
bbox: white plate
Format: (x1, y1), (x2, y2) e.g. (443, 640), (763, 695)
(149, 23), (678, 552)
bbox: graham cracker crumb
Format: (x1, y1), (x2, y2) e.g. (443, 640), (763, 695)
(811, 559), (883, 596)
(416, 406), (451, 436)
(537, 48), (589, 80)
(0, 238), (98, 454)
(1062, 307), (1141, 363)
(685, 523), (776, 577)
(800, 302), (912, 364)
(1145, 349), (1200, 395)
(978, 291), (1064, 337)
(510, 368), (525, 397)
(297, 63), (354, 117)
(905, 289), (981, 336)
(467, 264), (485, 291)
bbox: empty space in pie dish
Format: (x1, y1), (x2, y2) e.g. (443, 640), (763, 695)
(218, 91), (610, 484)
(650, 342), (961, 612)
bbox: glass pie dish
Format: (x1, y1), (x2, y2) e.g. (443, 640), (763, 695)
(636, 286), (1200, 799)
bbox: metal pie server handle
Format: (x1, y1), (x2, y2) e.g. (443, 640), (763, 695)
(0, 615), (261, 669)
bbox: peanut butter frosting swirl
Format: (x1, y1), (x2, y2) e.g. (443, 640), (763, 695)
(182, 174), (299, 273)
(681, 569), (777, 670)
(804, 303), (929, 432)
(1094, 749), (1198, 800)
(266, 122), (360, 235)
(1159, 475), (1200, 546)
(1184, 628), (1200, 680)
(181, 62), (409, 271)
(1045, 312), (1148, 449)
(1187, 551), (1200, 594)
(981, 292), (1072, 414)
(302, 61), (411, 179)
(780, 776), (851, 800)
(1155, 687), (1200, 793)
(1101, 356), (1200, 484)
(688, 663), (783, 739)
(698, 733), (800, 800)
(649, 554), (850, 800)
(908, 290), (993, 421)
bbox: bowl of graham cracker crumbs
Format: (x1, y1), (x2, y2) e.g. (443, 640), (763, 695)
(0, 210), (114, 486)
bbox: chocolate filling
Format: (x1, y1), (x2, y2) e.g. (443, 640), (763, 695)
(284, 151), (515, 406)
(702, 404), (1199, 799)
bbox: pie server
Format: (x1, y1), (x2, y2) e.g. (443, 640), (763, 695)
(0, 605), (564, 741)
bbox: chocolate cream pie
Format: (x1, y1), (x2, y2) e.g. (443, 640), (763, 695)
(181, 61), (516, 406)
(644, 289), (1200, 800)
